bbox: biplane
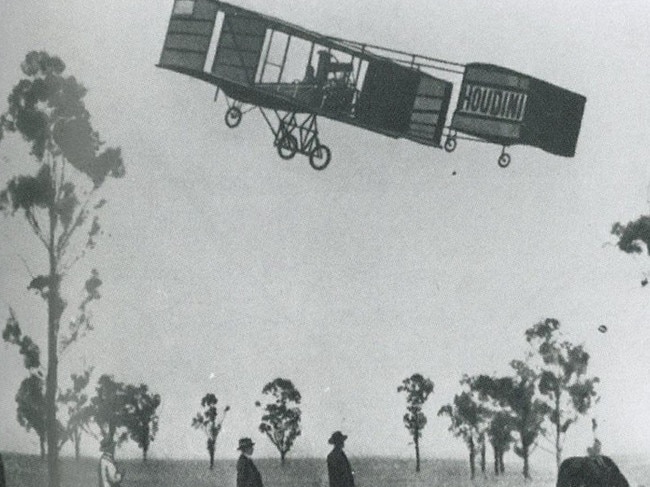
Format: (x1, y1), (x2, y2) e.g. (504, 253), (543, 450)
(157, 0), (586, 170)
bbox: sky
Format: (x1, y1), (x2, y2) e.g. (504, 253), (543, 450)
(1, 0), (650, 468)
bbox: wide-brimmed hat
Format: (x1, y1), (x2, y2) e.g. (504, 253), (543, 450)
(100, 436), (116, 452)
(328, 431), (348, 445)
(237, 437), (255, 450)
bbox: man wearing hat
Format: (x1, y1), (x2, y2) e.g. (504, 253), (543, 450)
(327, 431), (354, 487)
(98, 437), (123, 487)
(237, 438), (264, 487)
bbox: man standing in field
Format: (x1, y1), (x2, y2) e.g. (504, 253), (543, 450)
(98, 437), (124, 487)
(327, 431), (354, 487)
(237, 438), (264, 487)
(0, 452), (6, 487)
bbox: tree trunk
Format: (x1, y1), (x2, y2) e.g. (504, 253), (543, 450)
(499, 451), (505, 474)
(414, 434), (420, 473)
(469, 437), (475, 479)
(522, 443), (530, 480)
(46, 226), (63, 487)
(40, 436), (46, 460)
(493, 445), (499, 475)
(143, 443), (148, 463)
(280, 450), (286, 465)
(74, 430), (81, 461)
(555, 393), (562, 470)
(208, 438), (215, 469)
(480, 437), (486, 475)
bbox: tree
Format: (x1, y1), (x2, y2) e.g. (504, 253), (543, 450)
(58, 368), (93, 460)
(472, 362), (547, 479)
(2, 308), (41, 371)
(4, 310), (89, 459)
(611, 216), (650, 253)
(0, 50), (125, 487)
(508, 361), (548, 480)
(256, 378), (302, 465)
(397, 373), (434, 472)
(463, 375), (507, 477)
(15, 374), (47, 458)
(525, 318), (599, 469)
(192, 393), (229, 469)
(4, 310), (47, 457)
(486, 411), (514, 475)
(87, 375), (129, 447)
(438, 390), (487, 479)
(464, 377), (511, 476)
(86, 375), (162, 461)
(123, 384), (161, 462)
(611, 216), (650, 286)
(15, 376), (68, 459)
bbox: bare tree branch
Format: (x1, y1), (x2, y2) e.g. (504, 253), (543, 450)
(25, 208), (49, 249)
(17, 254), (35, 278)
(265, 430), (280, 450)
(533, 441), (554, 455)
(56, 188), (97, 258)
(61, 250), (85, 275)
(57, 155), (66, 202)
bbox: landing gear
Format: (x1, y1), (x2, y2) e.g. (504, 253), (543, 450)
(498, 147), (511, 168)
(262, 110), (332, 171)
(223, 98), (255, 129)
(309, 144), (331, 171)
(444, 133), (457, 153)
(443, 129), (515, 169)
(225, 106), (242, 128)
(276, 132), (298, 159)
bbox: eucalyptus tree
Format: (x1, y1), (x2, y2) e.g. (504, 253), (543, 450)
(256, 378), (302, 465)
(525, 318), (599, 468)
(87, 374), (130, 447)
(0, 51), (125, 487)
(438, 390), (488, 479)
(3, 308), (69, 458)
(3, 309), (43, 448)
(15, 374), (48, 458)
(486, 411), (514, 475)
(192, 393), (230, 469)
(472, 362), (547, 479)
(461, 374), (502, 476)
(124, 384), (161, 462)
(612, 215), (650, 286)
(58, 368), (94, 460)
(397, 373), (434, 472)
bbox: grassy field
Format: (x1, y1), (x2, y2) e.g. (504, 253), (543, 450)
(2, 453), (647, 487)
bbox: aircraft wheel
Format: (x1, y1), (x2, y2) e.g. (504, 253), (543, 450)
(444, 136), (457, 153)
(277, 133), (298, 160)
(498, 152), (511, 168)
(225, 107), (242, 128)
(309, 144), (331, 171)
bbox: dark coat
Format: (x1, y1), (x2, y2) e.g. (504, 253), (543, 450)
(557, 456), (629, 487)
(327, 447), (354, 487)
(237, 454), (263, 487)
(0, 453), (5, 487)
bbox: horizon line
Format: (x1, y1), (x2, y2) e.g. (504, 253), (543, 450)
(1, 450), (647, 463)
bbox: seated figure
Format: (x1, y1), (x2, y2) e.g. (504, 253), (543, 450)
(316, 50), (352, 86)
(303, 65), (316, 84)
(315, 50), (355, 113)
(557, 441), (629, 487)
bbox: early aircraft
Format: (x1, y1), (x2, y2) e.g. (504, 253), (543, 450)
(158, 0), (586, 170)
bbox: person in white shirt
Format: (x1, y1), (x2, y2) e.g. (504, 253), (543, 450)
(98, 437), (123, 487)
